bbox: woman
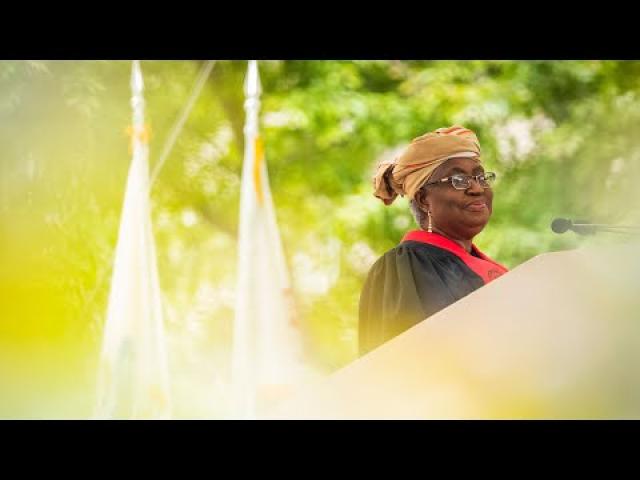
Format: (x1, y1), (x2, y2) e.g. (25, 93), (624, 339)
(359, 125), (509, 356)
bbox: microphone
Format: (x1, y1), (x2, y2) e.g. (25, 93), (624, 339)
(551, 218), (640, 236)
(550, 218), (572, 234)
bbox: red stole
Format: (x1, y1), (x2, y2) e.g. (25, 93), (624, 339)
(402, 230), (509, 284)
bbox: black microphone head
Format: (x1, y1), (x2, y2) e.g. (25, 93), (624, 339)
(551, 218), (571, 234)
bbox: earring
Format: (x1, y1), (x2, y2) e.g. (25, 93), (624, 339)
(427, 211), (433, 233)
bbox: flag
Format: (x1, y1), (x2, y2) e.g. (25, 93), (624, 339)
(93, 60), (171, 419)
(231, 60), (307, 418)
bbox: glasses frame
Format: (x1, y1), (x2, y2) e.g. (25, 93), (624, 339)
(424, 172), (496, 190)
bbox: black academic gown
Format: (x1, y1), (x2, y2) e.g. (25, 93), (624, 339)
(358, 231), (508, 356)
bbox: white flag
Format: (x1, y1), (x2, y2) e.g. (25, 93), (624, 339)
(231, 61), (307, 419)
(93, 61), (171, 419)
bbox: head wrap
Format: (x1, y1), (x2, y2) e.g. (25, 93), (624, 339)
(373, 125), (482, 205)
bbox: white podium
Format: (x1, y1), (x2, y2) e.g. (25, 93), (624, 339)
(266, 243), (640, 419)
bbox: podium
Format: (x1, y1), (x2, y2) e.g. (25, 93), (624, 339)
(265, 243), (640, 419)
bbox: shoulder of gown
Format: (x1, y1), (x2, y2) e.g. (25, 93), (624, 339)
(358, 240), (484, 356)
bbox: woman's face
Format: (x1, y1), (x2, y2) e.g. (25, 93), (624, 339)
(416, 157), (493, 241)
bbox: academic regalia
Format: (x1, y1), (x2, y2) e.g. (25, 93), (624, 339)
(358, 230), (509, 356)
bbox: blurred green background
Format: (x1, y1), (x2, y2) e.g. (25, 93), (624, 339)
(2, 60), (640, 418)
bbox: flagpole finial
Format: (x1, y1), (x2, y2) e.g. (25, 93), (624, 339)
(244, 60), (261, 98)
(131, 60), (144, 94)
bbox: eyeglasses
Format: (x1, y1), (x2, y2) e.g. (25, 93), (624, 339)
(424, 172), (496, 190)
